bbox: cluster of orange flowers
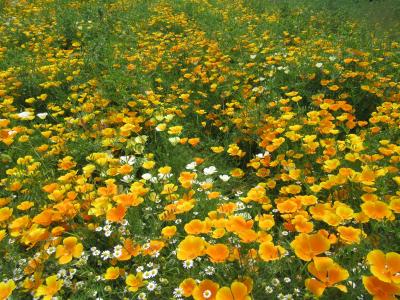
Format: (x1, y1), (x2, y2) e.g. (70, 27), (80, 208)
(0, 0), (399, 299)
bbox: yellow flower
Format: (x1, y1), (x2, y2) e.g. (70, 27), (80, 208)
(104, 267), (120, 280)
(55, 237), (83, 264)
(161, 225), (177, 239)
(168, 125), (183, 135)
(227, 144), (246, 158)
(142, 160), (155, 169)
(210, 146), (224, 153)
(323, 159), (340, 173)
(328, 85), (340, 91)
(0, 230), (6, 242)
(126, 273), (144, 292)
(0, 207), (12, 222)
(155, 123), (167, 131)
(367, 250), (400, 284)
(216, 281), (251, 300)
(0, 280), (16, 300)
(17, 201), (34, 211)
(158, 166), (171, 174)
(35, 275), (63, 300)
(161, 183), (178, 195)
(305, 257), (349, 297)
(230, 168), (244, 178)
(177, 235), (206, 261)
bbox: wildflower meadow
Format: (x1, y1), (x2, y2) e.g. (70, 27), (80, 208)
(0, 0), (399, 299)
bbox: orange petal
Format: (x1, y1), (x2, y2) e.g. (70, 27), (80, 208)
(367, 250), (386, 269)
(334, 284), (348, 293)
(106, 205), (126, 222)
(231, 281), (248, 300)
(216, 287), (234, 300)
(58, 254), (72, 264)
(305, 278), (326, 297)
(72, 243), (83, 258)
(387, 252), (400, 284)
(63, 236), (77, 248)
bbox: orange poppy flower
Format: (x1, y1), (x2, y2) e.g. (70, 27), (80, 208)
(55, 237), (83, 264)
(367, 250), (400, 284)
(142, 240), (165, 256)
(141, 159), (155, 169)
(35, 275), (63, 300)
(113, 193), (143, 207)
(237, 229), (258, 243)
(57, 156), (76, 170)
(192, 279), (219, 300)
(178, 172), (197, 189)
(257, 231), (273, 243)
(292, 215), (314, 233)
(257, 214), (275, 231)
(243, 186), (269, 204)
(206, 244), (229, 263)
(209, 227), (224, 239)
(389, 197), (400, 213)
(323, 159), (340, 172)
(177, 235), (205, 261)
(282, 184), (302, 195)
(216, 281), (251, 300)
(0, 198), (10, 207)
(125, 273), (144, 292)
(240, 277), (253, 295)
(218, 203), (237, 215)
(194, 157), (204, 165)
(363, 275), (400, 300)
(0, 207), (12, 222)
(161, 183), (178, 195)
(361, 193), (379, 202)
(227, 144), (246, 158)
(161, 225), (177, 239)
(0, 230), (6, 242)
(361, 201), (392, 220)
(184, 219), (211, 235)
(51, 226), (65, 236)
(118, 164), (133, 175)
(7, 181), (21, 192)
(359, 167), (376, 185)
(16, 201), (34, 211)
(23, 256), (42, 276)
(230, 168), (244, 178)
(258, 241), (285, 262)
(337, 226), (364, 244)
(277, 199), (298, 214)
(98, 182), (118, 197)
(0, 280), (16, 300)
(117, 239), (141, 261)
(305, 257), (349, 297)
(32, 209), (60, 227)
(130, 181), (149, 196)
(208, 191), (221, 200)
(226, 216), (253, 234)
(21, 225), (49, 247)
(179, 278), (197, 297)
(211, 146), (224, 153)
(42, 183), (58, 194)
(296, 195), (318, 206)
(188, 138), (200, 146)
(104, 267), (120, 280)
(290, 232), (331, 261)
(106, 204), (127, 222)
